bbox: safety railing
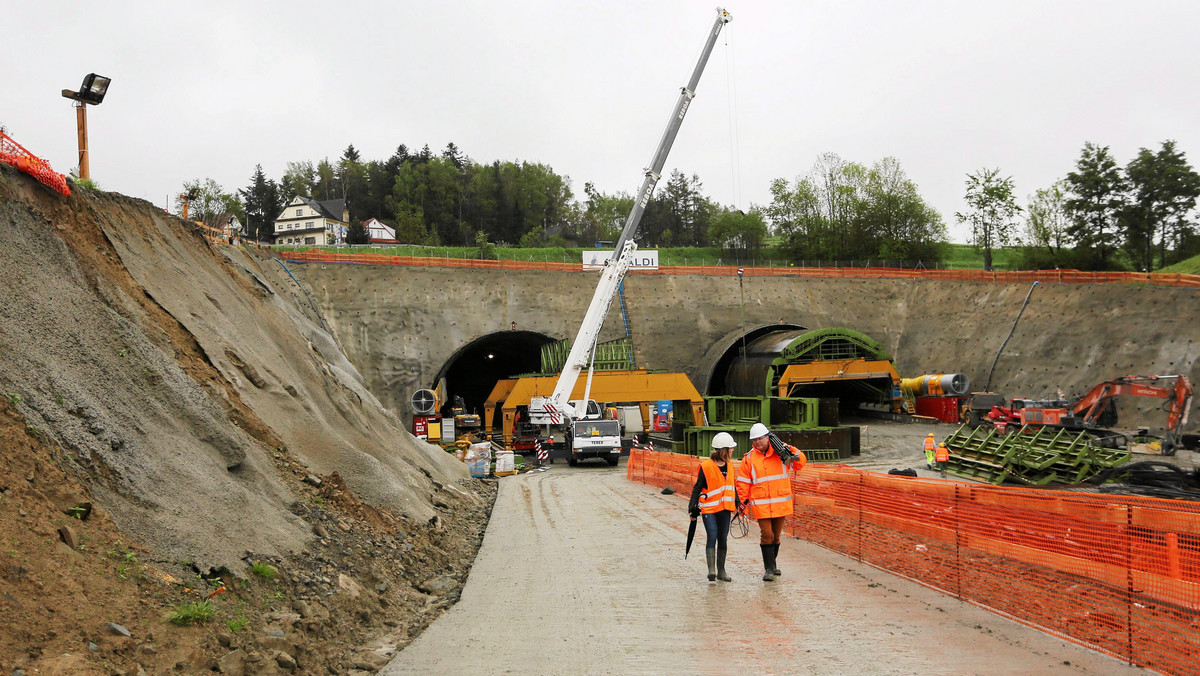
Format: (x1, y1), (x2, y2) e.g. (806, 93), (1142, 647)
(273, 248), (1200, 290)
(627, 448), (1200, 675)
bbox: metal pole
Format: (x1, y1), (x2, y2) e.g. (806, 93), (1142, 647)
(75, 102), (89, 180)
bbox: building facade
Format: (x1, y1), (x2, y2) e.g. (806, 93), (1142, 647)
(273, 196), (348, 246)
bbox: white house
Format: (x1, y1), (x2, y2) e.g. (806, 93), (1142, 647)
(364, 218), (399, 244)
(273, 196), (349, 246)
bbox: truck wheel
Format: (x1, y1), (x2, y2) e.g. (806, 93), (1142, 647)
(568, 457), (578, 467)
(606, 456), (619, 466)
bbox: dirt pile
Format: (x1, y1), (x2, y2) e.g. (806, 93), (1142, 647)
(0, 165), (492, 674)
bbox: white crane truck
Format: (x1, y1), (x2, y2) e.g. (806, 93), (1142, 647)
(530, 7), (732, 464)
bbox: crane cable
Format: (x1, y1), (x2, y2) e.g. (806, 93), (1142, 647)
(723, 23), (743, 210)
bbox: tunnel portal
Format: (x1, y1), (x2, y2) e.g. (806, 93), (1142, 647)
(707, 326), (900, 413)
(432, 330), (556, 419)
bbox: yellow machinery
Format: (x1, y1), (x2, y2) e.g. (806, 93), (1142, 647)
(484, 369), (705, 450)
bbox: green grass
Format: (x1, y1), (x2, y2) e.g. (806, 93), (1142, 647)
(940, 243), (1023, 270)
(168, 600), (216, 626)
(1158, 253), (1200, 274)
(250, 561), (277, 579)
(225, 616), (249, 633)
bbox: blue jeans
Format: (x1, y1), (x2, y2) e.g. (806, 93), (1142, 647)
(702, 510), (731, 549)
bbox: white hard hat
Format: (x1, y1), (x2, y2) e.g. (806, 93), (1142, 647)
(711, 432), (737, 449)
(749, 423), (770, 440)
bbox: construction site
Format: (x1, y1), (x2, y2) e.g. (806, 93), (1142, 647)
(4, 7), (1200, 673)
(3, 146), (1200, 673)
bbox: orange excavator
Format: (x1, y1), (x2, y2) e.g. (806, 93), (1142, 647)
(984, 375), (1193, 454)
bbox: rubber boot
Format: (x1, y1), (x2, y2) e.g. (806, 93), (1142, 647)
(705, 547), (717, 582)
(771, 543), (782, 576)
(760, 545), (778, 581)
(716, 546), (732, 582)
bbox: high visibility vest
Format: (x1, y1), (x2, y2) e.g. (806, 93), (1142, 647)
(924, 437), (936, 454)
(935, 445), (949, 462)
(698, 458), (737, 514)
(736, 443), (801, 519)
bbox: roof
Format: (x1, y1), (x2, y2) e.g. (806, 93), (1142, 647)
(277, 196), (346, 223)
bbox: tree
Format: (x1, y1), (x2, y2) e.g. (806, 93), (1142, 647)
(956, 168), (1020, 271)
(239, 165), (283, 242)
(708, 209), (767, 256)
(176, 178), (238, 223)
(346, 220), (370, 244)
(280, 161), (316, 199)
(768, 154), (944, 264)
(858, 157), (945, 262)
(1065, 143), (1126, 270)
(1122, 140), (1200, 270)
(1018, 180), (1072, 269)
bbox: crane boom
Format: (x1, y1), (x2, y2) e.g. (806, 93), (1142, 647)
(531, 7), (732, 425)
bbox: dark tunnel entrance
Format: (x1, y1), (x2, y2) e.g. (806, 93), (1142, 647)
(432, 330), (556, 421)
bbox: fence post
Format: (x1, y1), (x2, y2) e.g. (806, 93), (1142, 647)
(954, 484), (962, 600)
(1125, 504), (1134, 665)
(856, 472), (863, 562)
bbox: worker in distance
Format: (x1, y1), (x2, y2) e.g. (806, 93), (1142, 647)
(688, 432), (740, 582)
(737, 423), (807, 581)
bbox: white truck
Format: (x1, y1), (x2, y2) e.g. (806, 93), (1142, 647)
(529, 7), (732, 439)
(568, 418), (623, 466)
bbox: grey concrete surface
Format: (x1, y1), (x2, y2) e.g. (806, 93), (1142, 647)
(383, 463), (1141, 675)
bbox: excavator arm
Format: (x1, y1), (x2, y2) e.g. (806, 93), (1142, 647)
(1071, 375), (1193, 434)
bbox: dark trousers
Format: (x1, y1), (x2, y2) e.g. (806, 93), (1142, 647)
(757, 515), (786, 545)
(702, 510), (731, 549)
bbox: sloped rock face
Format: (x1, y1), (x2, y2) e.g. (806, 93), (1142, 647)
(0, 164), (468, 573)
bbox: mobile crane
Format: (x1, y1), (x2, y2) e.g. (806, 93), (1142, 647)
(528, 8), (733, 453)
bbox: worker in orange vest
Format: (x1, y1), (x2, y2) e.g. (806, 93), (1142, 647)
(688, 432), (739, 582)
(935, 442), (950, 477)
(923, 433), (936, 470)
(736, 423), (807, 582)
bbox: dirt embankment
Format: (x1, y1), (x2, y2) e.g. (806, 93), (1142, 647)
(0, 165), (493, 675)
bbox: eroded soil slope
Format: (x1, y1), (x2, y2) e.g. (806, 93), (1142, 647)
(0, 165), (491, 674)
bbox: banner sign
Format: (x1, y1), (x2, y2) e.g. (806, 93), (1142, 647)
(582, 249), (659, 271)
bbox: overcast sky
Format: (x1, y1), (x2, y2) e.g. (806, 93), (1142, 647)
(8, 1), (1200, 243)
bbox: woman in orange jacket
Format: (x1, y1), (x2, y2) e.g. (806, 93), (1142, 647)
(688, 432), (739, 582)
(736, 423), (806, 581)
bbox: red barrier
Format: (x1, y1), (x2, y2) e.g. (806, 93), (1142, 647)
(630, 450), (1200, 675)
(277, 249), (1200, 290)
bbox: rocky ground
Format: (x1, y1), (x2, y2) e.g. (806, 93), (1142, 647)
(0, 166), (496, 676)
(1, 390), (495, 675)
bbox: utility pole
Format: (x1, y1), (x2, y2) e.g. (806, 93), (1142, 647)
(61, 74), (111, 181)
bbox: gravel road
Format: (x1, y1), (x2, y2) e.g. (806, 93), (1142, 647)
(382, 461), (1139, 675)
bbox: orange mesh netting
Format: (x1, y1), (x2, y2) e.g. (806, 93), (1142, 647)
(279, 249), (1200, 290)
(628, 448), (1200, 675)
(0, 131), (70, 196)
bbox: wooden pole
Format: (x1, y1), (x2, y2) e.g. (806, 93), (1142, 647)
(75, 102), (89, 180)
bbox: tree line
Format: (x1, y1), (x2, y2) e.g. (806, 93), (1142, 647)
(180, 138), (1198, 271)
(958, 140), (1200, 271)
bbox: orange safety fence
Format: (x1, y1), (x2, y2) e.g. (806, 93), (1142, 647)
(277, 249), (1200, 290)
(628, 448), (1200, 675)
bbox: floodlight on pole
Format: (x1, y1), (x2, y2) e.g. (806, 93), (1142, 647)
(61, 73), (112, 180)
(179, 187), (200, 221)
